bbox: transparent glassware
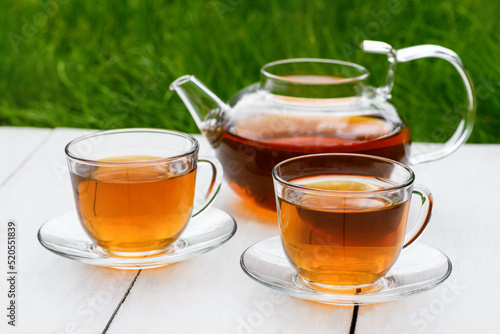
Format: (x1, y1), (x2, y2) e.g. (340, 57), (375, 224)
(170, 40), (475, 211)
(240, 236), (451, 305)
(272, 153), (433, 291)
(240, 153), (450, 305)
(38, 129), (236, 269)
(38, 208), (237, 269)
(65, 129), (224, 257)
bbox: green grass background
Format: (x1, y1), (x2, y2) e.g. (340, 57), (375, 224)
(1, 0), (499, 143)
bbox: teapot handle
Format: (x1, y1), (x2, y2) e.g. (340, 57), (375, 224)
(361, 41), (476, 165)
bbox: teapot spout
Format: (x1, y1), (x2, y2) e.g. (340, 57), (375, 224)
(170, 75), (228, 148)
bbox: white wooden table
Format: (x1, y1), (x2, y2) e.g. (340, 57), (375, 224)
(0, 126), (499, 334)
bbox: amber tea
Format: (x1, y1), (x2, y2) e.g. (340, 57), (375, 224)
(70, 155), (196, 254)
(218, 113), (410, 210)
(278, 174), (410, 286)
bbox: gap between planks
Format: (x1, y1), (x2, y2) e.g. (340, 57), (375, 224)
(101, 270), (142, 334)
(349, 305), (359, 334)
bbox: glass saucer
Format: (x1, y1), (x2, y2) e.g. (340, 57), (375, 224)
(240, 236), (452, 305)
(38, 208), (237, 270)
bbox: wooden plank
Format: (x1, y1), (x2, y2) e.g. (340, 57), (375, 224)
(0, 127), (52, 186)
(105, 136), (354, 334)
(0, 128), (138, 334)
(354, 144), (500, 334)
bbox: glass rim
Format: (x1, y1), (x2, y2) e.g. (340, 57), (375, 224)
(65, 128), (199, 165)
(261, 58), (370, 85)
(272, 153), (415, 195)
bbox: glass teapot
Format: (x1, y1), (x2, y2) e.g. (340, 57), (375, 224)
(170, 40), (475, 210)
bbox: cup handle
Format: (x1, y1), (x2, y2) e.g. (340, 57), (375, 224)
(361, 40), (476, 165)
(403, 184), (433, 248)
(191, 156), (223, 217)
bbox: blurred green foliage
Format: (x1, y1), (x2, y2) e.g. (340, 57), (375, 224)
(0, 0), (498, 142)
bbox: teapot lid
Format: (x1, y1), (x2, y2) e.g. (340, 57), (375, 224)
(260, 59), (369, 99)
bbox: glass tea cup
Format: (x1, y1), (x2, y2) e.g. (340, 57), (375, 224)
(272, 153), (432, 291)
(65, 129), (222, 257)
